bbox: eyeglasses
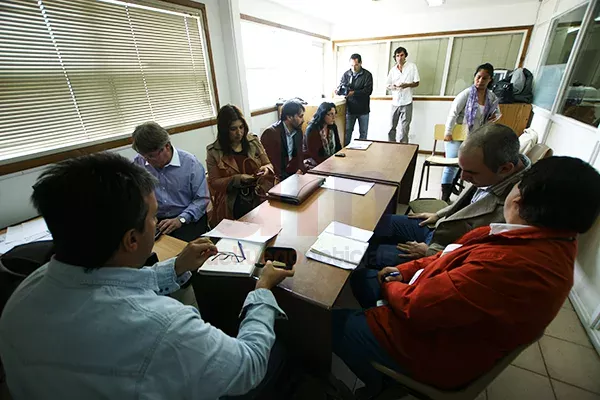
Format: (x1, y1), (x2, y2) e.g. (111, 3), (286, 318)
(143, 146), (166, 161)
(210, 251), (246, 263)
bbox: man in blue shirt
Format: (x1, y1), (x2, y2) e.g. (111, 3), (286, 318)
(0, 152), (295, 399)
(133, 122), (210, 241)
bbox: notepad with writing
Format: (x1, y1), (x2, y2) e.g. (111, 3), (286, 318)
(306, 222), (372, 270)
(198, 238), (264, 277)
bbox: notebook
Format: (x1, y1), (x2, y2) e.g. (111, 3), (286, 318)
(198, 238), (264, 277)
(306, 222), (372, 270)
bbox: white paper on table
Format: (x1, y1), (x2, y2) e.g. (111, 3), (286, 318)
(309, 231), (368, 265)
(203, 219), (281, 244)
(306, 249), (358, 270)
(198, 238), (263, 276)
(21, 219), (50, 241)
(345, 140), (372, 150)
(0, 241), (21, 255)
(322, 176), (374, 195)
(6, 225), (24, 244)
(0, 233), (6, 243)
(323, 221), (373, 243)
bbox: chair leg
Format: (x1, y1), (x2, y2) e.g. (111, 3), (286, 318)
(417, 162), (427, 199)
(425, 164), (431, 191)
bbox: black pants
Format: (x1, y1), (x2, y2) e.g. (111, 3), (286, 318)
(160, 214), (208, 242)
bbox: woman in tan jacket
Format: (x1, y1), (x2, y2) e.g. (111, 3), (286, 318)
(206, 105), (274, 227)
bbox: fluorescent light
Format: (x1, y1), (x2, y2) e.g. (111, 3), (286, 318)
(426, 0), (445, 6)
(567, 26), (580, 33)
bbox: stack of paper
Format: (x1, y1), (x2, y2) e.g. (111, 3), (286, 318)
(198, 238), (264, 277)
(0, 219), (53, 255)
(203, 219), (281, 243)
(346, 140), (372, 150)
(322, 176), (374, 195)
(306, 221), (373, 270)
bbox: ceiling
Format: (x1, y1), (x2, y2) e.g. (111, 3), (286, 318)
(265, 0), (541, 24)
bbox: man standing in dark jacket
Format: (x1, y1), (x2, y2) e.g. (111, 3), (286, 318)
(336, 54), (373, 146)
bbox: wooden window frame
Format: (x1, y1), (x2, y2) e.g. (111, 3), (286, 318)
(333, 25), (534, 101)
(0, 0), (219, 177)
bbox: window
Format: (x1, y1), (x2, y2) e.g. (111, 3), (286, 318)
(558, 2), (600, 128)
(334, 27), (529, 98)
(0, 0), (217, 164)
(241, 20), (325, 110)
(390, 38), (449, 96)
(533, 5), (587, 110)
(445, 33), (523, 95)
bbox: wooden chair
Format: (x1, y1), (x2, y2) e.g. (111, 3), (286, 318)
(416, 124), (467, 199)
(372, 335), (542, 400)
(525, 144), (553, 164)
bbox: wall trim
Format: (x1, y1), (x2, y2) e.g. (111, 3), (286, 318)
(333, 24), (533, 44)
(250, 106), (278, 117)
(372, 96), (455, 102)
(418, 150), (444, 156)
(569, 288), (600, 356)
(0, 118), (218, 177)
(240, 13), (331, 41)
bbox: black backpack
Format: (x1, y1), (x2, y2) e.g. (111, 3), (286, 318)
(511, 68), (534, 103)
(492, 79), (515, 104)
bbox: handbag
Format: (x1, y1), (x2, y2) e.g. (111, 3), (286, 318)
(236, 158), (275, 214)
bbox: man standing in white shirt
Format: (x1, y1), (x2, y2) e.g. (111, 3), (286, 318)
(386, 47), (420, 143)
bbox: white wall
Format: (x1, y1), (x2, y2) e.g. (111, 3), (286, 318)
(332, 2), (540, 40)
(238, 0), (332, 38)
(524, 0), (600, 353)
(251, 111), (278, 137)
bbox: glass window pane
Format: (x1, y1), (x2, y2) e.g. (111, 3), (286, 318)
(533, 5), (587, 110)
(445, 33), (523, 95)
(241, 21), (325, 110)
(336, 43), (388, 96)
(389, 38), (449, 95)
(558, 3), (600, 127)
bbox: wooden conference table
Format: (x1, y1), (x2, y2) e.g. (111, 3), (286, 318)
(309, 140), (419, 204)
(156, 182), (397, 375)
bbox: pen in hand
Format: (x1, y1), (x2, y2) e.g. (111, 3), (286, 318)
(383, 271), (400, 281)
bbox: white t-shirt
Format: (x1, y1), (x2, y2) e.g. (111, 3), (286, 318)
(386, 62), (420, 106)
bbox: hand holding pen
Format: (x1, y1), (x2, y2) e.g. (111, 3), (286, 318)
(377, 266), (403, 284)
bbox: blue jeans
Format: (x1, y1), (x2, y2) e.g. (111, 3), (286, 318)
(345, 113), (370, 146)
(332, 309), (404, 394)
(442, 140), (461, 185)
(368, 214), (434, 269)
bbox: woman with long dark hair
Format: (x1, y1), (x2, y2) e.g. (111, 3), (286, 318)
(305, 102), (342, 165)
(441, 63), (502, 202)
(206, 105), (274, 226)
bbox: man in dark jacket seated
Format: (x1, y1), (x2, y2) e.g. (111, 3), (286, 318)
(333, 156), (600, 399)
(261, 100), (308, 181)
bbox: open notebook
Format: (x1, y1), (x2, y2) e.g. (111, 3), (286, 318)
(306, 222), (373, 270)
(198, 238), (264, 277)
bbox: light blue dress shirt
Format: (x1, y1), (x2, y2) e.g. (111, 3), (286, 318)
(282, 122), (297, 162)
(0, 258), (286, 400)
(134, 148), (210, 223)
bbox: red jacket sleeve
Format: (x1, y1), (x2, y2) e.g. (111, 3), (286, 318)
(395, 253), (440, 283)
(383, 258), (495, 332)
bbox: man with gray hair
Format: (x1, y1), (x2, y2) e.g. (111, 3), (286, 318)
(132, 122), (209, 241)
(363, 124), (531, 268)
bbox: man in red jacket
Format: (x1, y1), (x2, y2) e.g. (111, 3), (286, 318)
(333, 156), (600, 399)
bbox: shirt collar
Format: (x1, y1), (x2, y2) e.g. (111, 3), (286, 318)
(142, 147), (181, 168)
(46, 257), (162, 292)
(283, 122), (297, 137)
(489, 223), (531, 236)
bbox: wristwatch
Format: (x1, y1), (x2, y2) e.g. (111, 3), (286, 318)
(179, 216), (187, 225)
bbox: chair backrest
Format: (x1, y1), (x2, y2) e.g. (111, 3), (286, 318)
(526, 144), (553, 164)
(373, 334), (542, 400)
(433, 125), (468, 154)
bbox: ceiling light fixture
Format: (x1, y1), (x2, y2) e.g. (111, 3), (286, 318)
(426, 0), (445, 7)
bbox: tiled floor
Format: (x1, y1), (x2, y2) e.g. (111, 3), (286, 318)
(331, 155), (600, 399)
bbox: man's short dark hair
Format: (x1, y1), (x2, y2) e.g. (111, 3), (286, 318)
(517, 156), (600, 233)
(31, 152), (157, 268)
(132, 122), (170, 155)
(460, 124), (520, 172)
(280, 100), (305, 122)
(393, 47), (408, 58)
(350, 53), (362, 63)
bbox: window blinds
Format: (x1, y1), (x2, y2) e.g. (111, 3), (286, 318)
(0, 0), (216, 164)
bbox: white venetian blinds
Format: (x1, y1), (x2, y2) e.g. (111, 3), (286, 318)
(0, 0), (216, 164)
